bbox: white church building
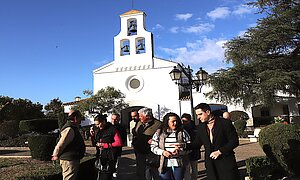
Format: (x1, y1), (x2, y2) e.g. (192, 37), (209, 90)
(92, 9), (248, 127)
(65, 9), (300, 129)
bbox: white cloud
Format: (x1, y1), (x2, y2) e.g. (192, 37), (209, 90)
(160, 38), (227, 66)
(169, 23), (214, 34)
(182, 23), (214, 34)
(207, 7), (230, 20)
(175, 13), (193, 21)
(170, 26), (180, 33)
(232, 5), (253, 15)
(152, 24), (164, 31)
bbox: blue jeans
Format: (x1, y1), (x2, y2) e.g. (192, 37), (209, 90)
(159, 167), (184, 180)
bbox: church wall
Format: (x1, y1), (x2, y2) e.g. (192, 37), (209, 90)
(94, 66), (181, 119)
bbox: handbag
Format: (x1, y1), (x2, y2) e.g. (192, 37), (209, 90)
(94, 145), (115, 173)
(145, 152), (160, 168)
(94, 158), (111, 173)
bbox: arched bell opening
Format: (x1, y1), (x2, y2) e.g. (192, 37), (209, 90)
(136, 38), (145, 54)
(127, 18), (137, 36)
(121, 39), (130, 56)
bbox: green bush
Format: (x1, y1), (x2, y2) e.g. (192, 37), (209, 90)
(245, 156), (275, 179)
(0, 120), (19, 138)
(230, 110), (249, 122)
(233, 119), (247, 137)
(0, 134), (29, 147)
(19, 118), (58, 134)
(28, 134), (58, 161)
(259, 123), (300, 177)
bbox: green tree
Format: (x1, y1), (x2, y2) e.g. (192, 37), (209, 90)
(44, 98), (64, 118)
(74, 86), (129, 114)
(0, 96), (45, 137)
(206, 0), (300, 108)
(0, 96), (44, 122)
(0, 96), (13, 123)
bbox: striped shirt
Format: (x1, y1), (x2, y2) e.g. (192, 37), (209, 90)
(151, 129), (190, 167)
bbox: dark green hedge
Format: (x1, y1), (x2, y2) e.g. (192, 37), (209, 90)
(233, 119), (247, 137)
(230, 110), (249, 122)
(19, 118), (58, 134)
(246, 156), (275, 179)
(0, 134), (29, 147)
(0, 120), (19, 138)
(28, 134), (58, 161)
(259, 123), (300, 177)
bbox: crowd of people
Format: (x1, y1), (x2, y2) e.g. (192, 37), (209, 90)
(51, 103), (240, 180)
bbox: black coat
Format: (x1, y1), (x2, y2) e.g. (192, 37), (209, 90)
(193, 117), (240, 180)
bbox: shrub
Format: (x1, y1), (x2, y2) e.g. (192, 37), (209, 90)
(0, 120), (19, 138)
(0, 134), (29, 147)
(233, 119), (247, 137)
(230, 110), (249, 122)
(259, 123), (300, 177)
(28, 134), (58, 161)
(245, 156), (275, 179)
(19, 118), (58, 134)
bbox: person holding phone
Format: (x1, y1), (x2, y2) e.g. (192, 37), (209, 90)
(150, 112), (191, 180)
(90, 114), (123, 180)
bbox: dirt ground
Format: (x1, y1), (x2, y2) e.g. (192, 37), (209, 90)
(118, 139), (265, 180)
(0, 139), (265, 180)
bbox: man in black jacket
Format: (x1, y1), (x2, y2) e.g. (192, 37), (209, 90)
(52, 110), (86, 180)
(190, 103), (240, 180)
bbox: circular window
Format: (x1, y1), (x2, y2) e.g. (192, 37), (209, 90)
(127, 75), (144, 92)
(130, 78), (140, 89)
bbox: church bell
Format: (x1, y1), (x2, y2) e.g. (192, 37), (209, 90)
(122, 45), (130, 53)
(128, 20), (137, 33)
(137, 40), (145, 51)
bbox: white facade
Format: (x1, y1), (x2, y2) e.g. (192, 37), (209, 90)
(93, 10), (250, 123)
(94, 10), (179, 119)
(92, 9), (299, 127)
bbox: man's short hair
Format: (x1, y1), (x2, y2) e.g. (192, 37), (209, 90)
(181, 113), (192, 121)
(138, 107), (153, 117)
(194, 103), (211, 112)
(68, 110), (82, 121)
(94, 114), (108, 122)
(111, 113), (120, 119)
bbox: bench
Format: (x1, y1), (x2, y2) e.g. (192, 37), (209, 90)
(248, 128), (261, 142)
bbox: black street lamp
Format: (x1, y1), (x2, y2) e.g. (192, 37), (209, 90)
(169, 64), (208, 122)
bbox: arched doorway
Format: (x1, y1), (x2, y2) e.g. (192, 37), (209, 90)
(120, 106), (144, 132)
(121, 106), (144, 146)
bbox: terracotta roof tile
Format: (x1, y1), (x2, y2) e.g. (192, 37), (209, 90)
(121, 9), (143, 16)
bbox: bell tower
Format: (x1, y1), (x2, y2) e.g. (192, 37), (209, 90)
(114, 10), (154, 67)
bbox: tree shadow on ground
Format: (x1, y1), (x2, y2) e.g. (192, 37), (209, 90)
(197, 159), (247, 180)
(0, 150), (27, 155)
(118, 156), (139, 180)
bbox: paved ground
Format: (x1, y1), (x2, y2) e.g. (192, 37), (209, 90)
(0, 139), (265, 179)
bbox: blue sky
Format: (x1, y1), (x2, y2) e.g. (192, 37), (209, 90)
(0, 0), (262, 106)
